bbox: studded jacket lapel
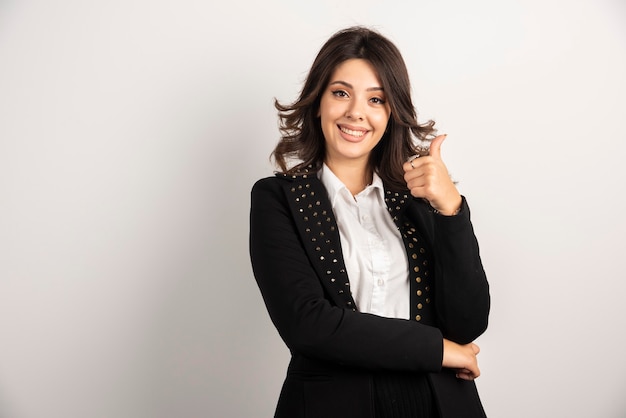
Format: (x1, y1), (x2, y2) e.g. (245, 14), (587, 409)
(386, 191), (436, 326)
(278, 173), (358, 312)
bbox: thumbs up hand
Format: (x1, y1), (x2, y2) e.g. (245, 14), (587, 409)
(402, 134), (462, 216)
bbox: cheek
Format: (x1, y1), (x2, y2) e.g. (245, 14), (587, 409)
(375, 112), (391, 131)
(317, 99), (329, 120)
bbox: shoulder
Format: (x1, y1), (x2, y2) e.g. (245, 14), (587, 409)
(251, 174), (326, 208)
(252, 173), (323, 194)
(251, 176), (281, 193)
(250, 177), (286, 211)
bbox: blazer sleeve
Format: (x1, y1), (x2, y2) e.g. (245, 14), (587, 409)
(250, 177), (444, 372)
(409, 198), (490, 344)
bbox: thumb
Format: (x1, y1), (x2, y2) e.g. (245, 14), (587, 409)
(428, 134), (447, 159)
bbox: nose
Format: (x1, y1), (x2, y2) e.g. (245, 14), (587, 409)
(345, 100), (364, 120)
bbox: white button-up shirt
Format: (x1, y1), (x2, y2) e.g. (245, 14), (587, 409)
(319, 164), (410, 319)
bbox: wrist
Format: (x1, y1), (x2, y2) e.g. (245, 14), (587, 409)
(434, 206), (460, 216)
(432, 195), (462, 216)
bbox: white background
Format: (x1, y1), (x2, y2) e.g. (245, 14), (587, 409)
(1, 0), (625, 417)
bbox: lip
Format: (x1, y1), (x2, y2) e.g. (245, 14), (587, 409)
(337, 124), (369, 142)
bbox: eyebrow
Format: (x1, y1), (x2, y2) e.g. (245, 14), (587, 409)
(329, 80), (384, 92)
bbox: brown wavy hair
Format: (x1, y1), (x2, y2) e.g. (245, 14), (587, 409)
(272, 26), (436, 190)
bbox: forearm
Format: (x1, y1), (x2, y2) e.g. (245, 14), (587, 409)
(254, 273), (444, 372)
(427, 198), (491, 343)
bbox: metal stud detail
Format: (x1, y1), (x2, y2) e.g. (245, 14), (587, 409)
(285, 178), (357, 315)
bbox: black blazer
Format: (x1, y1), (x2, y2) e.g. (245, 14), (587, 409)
(250, 172), (490, 418)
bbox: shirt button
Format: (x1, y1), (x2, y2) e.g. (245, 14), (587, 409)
(377, 279), (384, 286)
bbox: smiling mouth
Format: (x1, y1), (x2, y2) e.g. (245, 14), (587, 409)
(339, 126), (367, 137)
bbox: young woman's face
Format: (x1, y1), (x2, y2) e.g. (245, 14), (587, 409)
(318, 58), (391, 168)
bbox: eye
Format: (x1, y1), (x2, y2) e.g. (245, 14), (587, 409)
(331, 90), (348, 98)
(370, 97), (386, 105)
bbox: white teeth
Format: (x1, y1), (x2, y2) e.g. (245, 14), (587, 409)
(340, 127), (366, 137)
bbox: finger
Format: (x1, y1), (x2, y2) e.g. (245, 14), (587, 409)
(404, 166), (429, 188)
(428, 134), (447, 160)
(403, 155), (421, 172)
(456, 365), (480, 380)
(404, 174), (432, 197)
(406, 186), (425, 199)
(455, 371), (475, 381)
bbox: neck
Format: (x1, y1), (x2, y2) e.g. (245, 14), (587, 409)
(325, 160), (373, 196)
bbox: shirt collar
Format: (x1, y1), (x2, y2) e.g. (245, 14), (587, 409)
(318, 163), (385, 205)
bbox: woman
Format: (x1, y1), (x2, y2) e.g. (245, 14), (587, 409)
(250, 26), (490, 418)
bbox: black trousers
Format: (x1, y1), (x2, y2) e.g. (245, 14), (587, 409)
(373, 372), (439, 418)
